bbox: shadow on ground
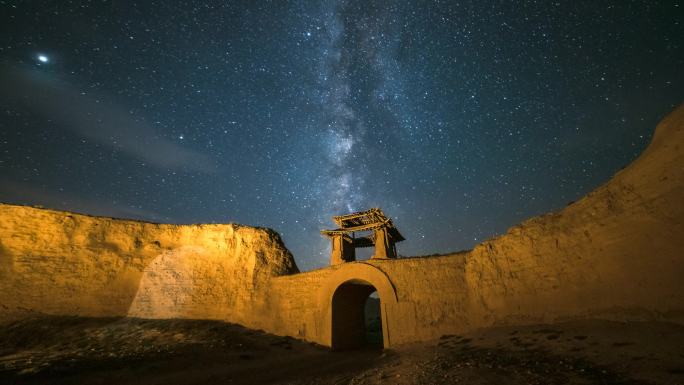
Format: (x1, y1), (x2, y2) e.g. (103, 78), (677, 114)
(1, 316), (683, 385)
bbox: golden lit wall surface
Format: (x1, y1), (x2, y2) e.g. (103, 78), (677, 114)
(1, 105), (682, 348)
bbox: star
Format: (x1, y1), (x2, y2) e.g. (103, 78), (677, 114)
(0, 1), (680, 271)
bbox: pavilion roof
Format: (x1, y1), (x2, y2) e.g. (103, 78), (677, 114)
(320, 208), (405, 242)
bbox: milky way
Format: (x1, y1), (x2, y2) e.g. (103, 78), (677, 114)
(1, 1), (682, 269)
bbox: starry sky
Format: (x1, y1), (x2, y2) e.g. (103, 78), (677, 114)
(1, 1), (682, 270)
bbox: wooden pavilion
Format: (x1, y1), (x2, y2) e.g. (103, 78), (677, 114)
(321, 208), (404, 265)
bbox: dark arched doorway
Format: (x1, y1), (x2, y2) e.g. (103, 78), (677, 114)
(331, 279), (383, 350)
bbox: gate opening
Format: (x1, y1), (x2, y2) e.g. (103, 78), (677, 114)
(331, 280), (384, 350)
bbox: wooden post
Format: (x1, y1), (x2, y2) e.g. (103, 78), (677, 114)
(373, 227), (396, 259)
(330, 235), (344, 265)
(330, 234), (356, 265)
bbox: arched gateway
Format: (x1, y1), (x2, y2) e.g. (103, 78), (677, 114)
(315, 208), (403, 349)
(319, 262), (398, 350)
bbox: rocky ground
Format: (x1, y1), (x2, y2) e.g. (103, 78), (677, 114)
(1, 316), (683, 385)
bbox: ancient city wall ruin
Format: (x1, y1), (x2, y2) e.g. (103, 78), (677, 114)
(0, 209), (298, 325)
(1, 104), (682, 349)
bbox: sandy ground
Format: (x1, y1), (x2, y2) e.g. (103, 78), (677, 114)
(1, 316), (683, 385)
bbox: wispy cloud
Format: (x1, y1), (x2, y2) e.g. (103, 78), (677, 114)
(0, 178), (174, 222)
(0, 65), (216, 173)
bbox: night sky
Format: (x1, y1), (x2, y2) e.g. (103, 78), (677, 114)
(1, 1), (681, 270)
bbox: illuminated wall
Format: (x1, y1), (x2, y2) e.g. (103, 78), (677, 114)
(1, 105), (682, 347)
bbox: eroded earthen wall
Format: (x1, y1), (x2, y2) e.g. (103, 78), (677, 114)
(0, 206), (297, 325)
(1, 105), (682, 348)
(459, 103), (684, 327)
(271, 104), (684, 347)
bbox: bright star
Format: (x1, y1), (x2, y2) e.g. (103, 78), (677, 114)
(37, 54), (49, 63)
(179, 134), (184, 140)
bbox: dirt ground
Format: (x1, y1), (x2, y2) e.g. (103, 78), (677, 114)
(1, 316), (683, 385)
